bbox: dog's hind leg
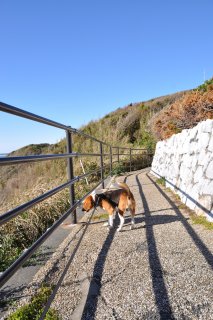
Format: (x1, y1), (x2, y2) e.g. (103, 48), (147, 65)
(128, 198), (136, 230)
(130, 210), (135, 230)
(117, 211), (125, 232)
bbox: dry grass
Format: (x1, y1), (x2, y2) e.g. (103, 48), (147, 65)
(190, 214), (213, 230)
(151, 81), (213, 140)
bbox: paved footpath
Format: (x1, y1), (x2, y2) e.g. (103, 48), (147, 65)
(6, 168), (213, 319)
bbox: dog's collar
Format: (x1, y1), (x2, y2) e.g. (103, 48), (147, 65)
(94, 194), (102, 206)
(94, 193), (117, 208)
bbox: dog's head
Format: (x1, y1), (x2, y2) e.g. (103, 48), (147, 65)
(82, 195), (95, 212)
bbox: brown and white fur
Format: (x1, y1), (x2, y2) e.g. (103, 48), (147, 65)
(82, 181), (136, 232)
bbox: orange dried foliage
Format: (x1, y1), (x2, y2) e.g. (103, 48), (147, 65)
(151, 88), (213, 140)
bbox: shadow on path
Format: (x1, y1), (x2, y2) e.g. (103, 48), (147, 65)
(81, 217), (118, 319)
(136, 174), (175, 320)
(147, 173), (213, 270)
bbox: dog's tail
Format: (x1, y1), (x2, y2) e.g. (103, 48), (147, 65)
(116, 179), (136, 215)
(116, 179), (131, 198)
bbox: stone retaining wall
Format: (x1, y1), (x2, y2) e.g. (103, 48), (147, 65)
(151, 119), (213, 221)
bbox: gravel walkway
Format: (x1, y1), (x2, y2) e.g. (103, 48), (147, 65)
(17, 168), (213, 319)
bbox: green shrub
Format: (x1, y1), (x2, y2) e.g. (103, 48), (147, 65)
(139, 131), (156, 152)
(196, 78), (213, 92)
(190, 214), (213, 230)
(111, 163), (127, 175)
(0, 235), (22, 271)
(7, 286), (60, 320)
(156, 177), (166, 186)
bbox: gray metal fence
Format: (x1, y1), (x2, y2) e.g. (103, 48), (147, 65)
(0, 101), (153, 306)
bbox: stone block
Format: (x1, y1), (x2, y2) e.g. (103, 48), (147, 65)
(203, 152), (213, 171)
(184, 183), (200, 211)
(198, 149), (207, 166)
(189, 126), (198, 142)
(198, 132), (210, 150)
(199, 178), (211, 195)
(189, 141), (198, 154)
(191, 156), (198, 170)
(183, 154), (193, 168)
(191, 183), (201, 199)
(208, 134), (213, 152)
(202, 119), (213, 133)
(181, 140), (191, 154)
(206, 160), (213, 179)
(193, 166), (204, 183)
(186, 197), (197, 210)
(197, 120), (212, 134)
(185, 183), (194, 198)
(196, 195), (213, 222)
(180, 164), (192, 180)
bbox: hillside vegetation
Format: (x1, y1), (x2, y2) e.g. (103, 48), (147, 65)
(151, 78), (213, 140)
(0, 78), (212, 271)
(79, 90), (186, 150)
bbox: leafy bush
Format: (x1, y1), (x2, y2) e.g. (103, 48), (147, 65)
(139, 131), (156, 152)
(7, 285), (60, 320)
(151, 85), (213, 140)
(156, 177), (166, 186)
(196, 78), (213, 92)
(190, 214), (213, 230)
(0, 235), (22, 271)
(111, 163), (127, 175)
(117, 110), (141, 143)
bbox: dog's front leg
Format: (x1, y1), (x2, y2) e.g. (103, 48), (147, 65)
(108, 214), (114, 229)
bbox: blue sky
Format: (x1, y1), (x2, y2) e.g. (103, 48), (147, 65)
(1, 0), (213, 153)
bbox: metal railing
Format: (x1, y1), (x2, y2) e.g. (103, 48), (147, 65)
(0, 101), (153, 291)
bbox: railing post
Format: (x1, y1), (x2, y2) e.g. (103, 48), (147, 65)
(110, 146), (113, 176)
(129, 148), (132, 172)
(100, 142), (104, 188)
(66, 129), (77, 224)
(117, 147), (120, 163)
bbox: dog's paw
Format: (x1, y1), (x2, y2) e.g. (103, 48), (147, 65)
(108, 225), (113, 231)
(103, 222), (109, 227)
(117, 227), (121, 232)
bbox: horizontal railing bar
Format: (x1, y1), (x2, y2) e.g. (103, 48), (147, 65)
(112, 146), (147, 150)
(112, 153), (130, 156)
(0, 102), (105, 144)
(130, 148), (148, 151)
(0, 177), (106, 288)
(112, 153), (148, 157)
(0, 152), (112, 166)
(112, 153), (150, 156)
(0, 168), (102, 227)
(71, 129), (105, 144)
(112, 153), (153, 156)
(101, 142), (110, 146)
(0, 101), (71, 131)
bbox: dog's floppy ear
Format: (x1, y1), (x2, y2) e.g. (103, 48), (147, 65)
(89, 194), (95, 205)
(82, 195), (95, 212)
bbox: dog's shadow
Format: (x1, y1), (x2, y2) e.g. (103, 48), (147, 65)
(120, 213), (182, 232)
(86, 211), (182, 232)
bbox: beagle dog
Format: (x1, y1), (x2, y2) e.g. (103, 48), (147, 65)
(82, 181), (136, 232)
